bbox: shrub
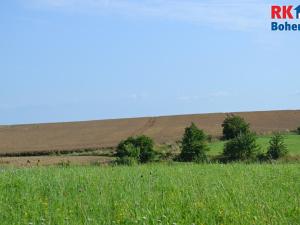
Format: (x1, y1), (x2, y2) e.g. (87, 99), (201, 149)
(116, 135), (155, 163)
(222, 114), (250, 140)
(223, 132), (260, 161)
(179, 123), (209, 162)
(116, 141), (140, 159)
(134, 135), (155, 163)
(267, 133), (288, 159)
(297, 127), (300, 135)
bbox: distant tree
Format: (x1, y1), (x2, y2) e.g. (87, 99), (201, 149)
(116, 140), (140, 159)
(297, 127), (300, 135)
(222, 114), (250, 140)
(179, 123), (209, 162)
(223, 132), (260, 161)
(134, 135), (155, 163)
(116, 135), (155, 164)
(267, 133), (288, 159)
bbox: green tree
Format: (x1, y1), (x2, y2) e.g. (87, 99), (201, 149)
(116, 135), (155, 163)
(134, 135), (155, 163)
(179, 123), (209, 162)
(116, 141), (140, 158)
(267, 133), (288, 159)
(222, 114), (250, 140)
(223, 132), (260, 161)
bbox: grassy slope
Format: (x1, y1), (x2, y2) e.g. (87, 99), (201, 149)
(0, 164), (299, 225)
(208, 134), (300, 156)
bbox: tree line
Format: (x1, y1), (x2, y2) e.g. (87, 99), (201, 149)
(115, 114), (298, 165)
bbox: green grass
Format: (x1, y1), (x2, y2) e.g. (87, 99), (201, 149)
(256, 134), (300, 155)
(208, 134), (300, 156)
(0, 164), (299, 225)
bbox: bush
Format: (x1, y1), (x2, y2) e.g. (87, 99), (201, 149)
(116, 135), (155, 163)
(134, 135), (155, 163)
(267, 133), (288, 159)
(222, 114), (250, 140)
(179, 123), (209, 162)
(223, 132), (260, 161)
(116, 141), (140, 158)
(297, 127), (300, 135)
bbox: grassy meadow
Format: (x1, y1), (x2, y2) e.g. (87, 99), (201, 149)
(208, 133), (300, 156)
(0, 164), (300, 225)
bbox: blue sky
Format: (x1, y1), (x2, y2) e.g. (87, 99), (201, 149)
(1, 0), (299, 125)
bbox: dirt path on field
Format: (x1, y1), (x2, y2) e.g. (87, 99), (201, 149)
(131, 118), (156, 136)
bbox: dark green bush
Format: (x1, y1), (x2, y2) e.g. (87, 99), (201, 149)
(179, 123), (209, 162)
(222, 114), (250, 140)
(223, 132), (260, 161)
(116, 140), (140, 158)
(116, 135), (155, 163)
(267, 133), (288, 159)
(134, 135), (155, 163)
(297, 127), (300, 135)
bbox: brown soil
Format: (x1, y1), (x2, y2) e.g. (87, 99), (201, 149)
(0, 110), (299, 155)
(0, 156), (113, 167)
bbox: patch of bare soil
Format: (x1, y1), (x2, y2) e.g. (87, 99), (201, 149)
(0, 156), (113, 167)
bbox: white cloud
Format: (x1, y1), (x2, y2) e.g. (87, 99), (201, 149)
(24, 0), (271, 31)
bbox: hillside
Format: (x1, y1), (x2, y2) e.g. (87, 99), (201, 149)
(0, 110), (299, 155)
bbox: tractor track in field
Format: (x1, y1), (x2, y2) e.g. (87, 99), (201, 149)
(131, 118), (156, 136)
